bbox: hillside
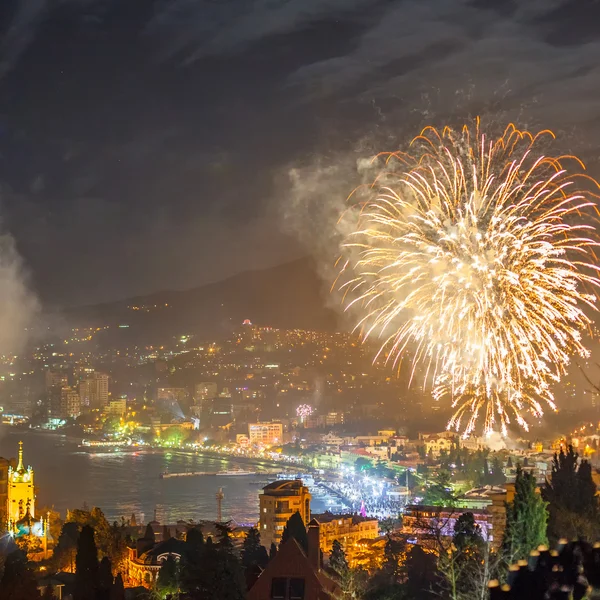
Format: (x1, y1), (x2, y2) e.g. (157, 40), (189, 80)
(63, 257), (339, 342)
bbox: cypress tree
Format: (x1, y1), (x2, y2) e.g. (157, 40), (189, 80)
(0, 549), (39, 600)
(242, 527), (268, 569)
(143, 522), (155, 541)
(110, 574), (126, 600)
(75, 525), (99, 600)
(503, 465), (548, 563)
(269, 542), (278, 560)
(542, 445), (598, 541)
(97, 556), (114, 600)
(405, 544), (438, 600)
(280, 511), (308, 553)
(329, 539), (349, 576)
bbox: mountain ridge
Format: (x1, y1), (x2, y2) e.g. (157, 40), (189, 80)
(62, 257), (340, 339)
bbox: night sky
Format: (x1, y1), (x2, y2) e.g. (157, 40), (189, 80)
(1, 0), (600, 308)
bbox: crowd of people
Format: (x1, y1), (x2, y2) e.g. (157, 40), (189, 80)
(318, 474), (404, 520)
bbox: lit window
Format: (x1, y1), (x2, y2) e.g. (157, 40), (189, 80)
(263, 524), (267, 530)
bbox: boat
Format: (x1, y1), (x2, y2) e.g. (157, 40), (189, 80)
(160, 471), (218, 479)
(160, 469), (256, 479)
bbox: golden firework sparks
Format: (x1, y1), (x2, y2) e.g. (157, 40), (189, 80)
(338, 120), (600, 437)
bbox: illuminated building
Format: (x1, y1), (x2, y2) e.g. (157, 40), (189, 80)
(106, 398), (127, 418)
(311, 512), (379, 555)
(259, 480), (311, 548)
(79, 371), (109, 408)
(127, 534), (185, 588)
(249, 422), (283, 446)
(7, 441), (35, 525)
(60, 386), (81, 419)
(403, 484), (514, 550)
(420, 433), (456, 457)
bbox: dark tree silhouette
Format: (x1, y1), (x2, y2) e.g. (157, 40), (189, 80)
(0, 549), (39, 600)
(157, 554), (179, 596)
(269, 542), (277, 560)
(280, 511), (308, 553)
(242, 527), (268, 570)
(75, 525), (99, 600)
(110, 573), (126, 600)
(329, 539), (348, 576)
(405, 544), (438, 599)
(97, 556), (114, 600)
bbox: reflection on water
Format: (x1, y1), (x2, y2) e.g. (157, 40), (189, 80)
(0, 429), (336, 523)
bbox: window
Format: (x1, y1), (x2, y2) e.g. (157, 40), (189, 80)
(271, 578), (287, 600)
(289, 578), (305, 600)
(263, 508), (267, 513)
(263, 524), (267, 530)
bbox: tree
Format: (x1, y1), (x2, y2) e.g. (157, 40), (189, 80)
(422, 470), (455, 506)
(0, 549), (39, 600)
(98, 556), (114, 600)
(404, 544), (438, 599)
(110, 573), (126, 600)
(269, 542), (278, 560)
(502, 465), (548, 564)
(75, 525), (99, 600)
(157, 555), (179, 597)
(452, 513), (484, 552)
(436, 512), (492, 600)
(53, 521), (79, 572)
(488, 456), (506, 486)
(280, 511), (308, 553)
(329, 539), (349, 576)
(180, 527), (204, 595)
(68, 507), (113, 557)
(42, 583), (58, 599)
(144, 523), (155, 541)
(382, 535), (405, 581)
(242, 527), (268, 570)
(542, 445), (599, 542)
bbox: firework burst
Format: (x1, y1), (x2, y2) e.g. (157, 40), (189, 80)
(338, 120), (600, 436)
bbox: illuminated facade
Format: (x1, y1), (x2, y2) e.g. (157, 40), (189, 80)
(259, 480), (311, 548)
(7, 441), (35, 526)
(312, 512), (379, 554)
(248, 422), (283, 446)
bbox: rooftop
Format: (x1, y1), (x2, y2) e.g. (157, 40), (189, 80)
(262, 479), (307, 493)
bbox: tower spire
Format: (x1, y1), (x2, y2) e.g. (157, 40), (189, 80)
(17, 441), (24, 472)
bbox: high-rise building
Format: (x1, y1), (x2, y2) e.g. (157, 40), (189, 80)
(248, 422), (283, 446)
(259, 480), (311, 549)
(60, 387), (81, 419)
(7, 442), (35, 525)
(79, 372), (109, 409)
(45, 369), (68, 391)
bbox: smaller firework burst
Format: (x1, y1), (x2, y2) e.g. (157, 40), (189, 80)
(296, 404), (314, 422)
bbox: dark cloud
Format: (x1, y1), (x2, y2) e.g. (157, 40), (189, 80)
(0, 0), (599, 309)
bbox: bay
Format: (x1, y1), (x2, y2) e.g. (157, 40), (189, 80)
(0, 428), (335, 525)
